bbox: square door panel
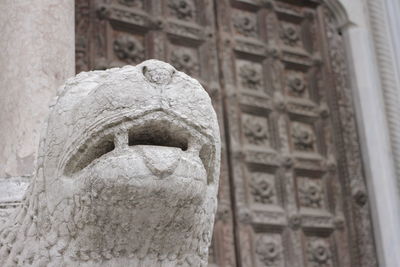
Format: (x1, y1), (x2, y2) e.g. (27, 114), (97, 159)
(285, 69), (309, 99)
(303, 235), (335, 267)
(242, 113), (271, 148)
(280, 21), (303, 49)
(296, 175), (326, 211)
(232, 8), (260, 39)
(255, 232), (285, 267)
(167, 0), (198, 23)
(289, 120), (317, 153)
(236, 59), (265, 94)
(249, 171), (278, 206)
(111, 32), (146, 65)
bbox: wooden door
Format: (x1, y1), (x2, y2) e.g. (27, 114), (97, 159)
(213, 1), (377, 267)
(75, 1), (377, 266)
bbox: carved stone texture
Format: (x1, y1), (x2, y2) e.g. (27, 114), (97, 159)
(242, 113), (270, 147)
(237, 60), (263, 92)
(113, 35), (145, 64)
(307, 238), (333, 267)
(250, 172), (277, 205)
(118, 0), (144, 9)
(233, 10), (258, 38)
(0, 60), (221, 267)
(286, 71), (308, 98)
(298, 177), (324, 209)
(170, 46), (200, 77)
(255, 234), (284, 267)
(291, 122), (316, 152)
(168, 0), (196, 21)
(324, 8), (377, 267)
(280, 22), (301, 47)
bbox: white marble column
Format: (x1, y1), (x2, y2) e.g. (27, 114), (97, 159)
(0, 0), (75, 184)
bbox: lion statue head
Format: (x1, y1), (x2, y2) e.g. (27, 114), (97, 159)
(0, 60), (221, 267)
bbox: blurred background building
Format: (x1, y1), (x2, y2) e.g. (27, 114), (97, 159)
(1, 0), (400, 266)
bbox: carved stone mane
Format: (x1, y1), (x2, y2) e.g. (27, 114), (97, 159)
(0, 60), (221, 267)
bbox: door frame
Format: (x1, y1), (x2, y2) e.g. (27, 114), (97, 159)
(326, 0), (400, 266)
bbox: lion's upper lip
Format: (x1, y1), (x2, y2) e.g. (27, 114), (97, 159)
(63, 111), (213, 182)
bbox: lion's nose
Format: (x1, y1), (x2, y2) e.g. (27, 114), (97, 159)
(139, 59), (176, 85)
(139, 145), (181, 178)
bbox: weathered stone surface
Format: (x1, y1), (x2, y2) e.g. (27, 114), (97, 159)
(0, 59), (221, 267)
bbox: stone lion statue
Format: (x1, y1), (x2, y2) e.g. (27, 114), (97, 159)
(0, 60), (221, 267)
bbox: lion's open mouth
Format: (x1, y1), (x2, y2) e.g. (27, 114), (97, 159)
(63, 111), (215, 184)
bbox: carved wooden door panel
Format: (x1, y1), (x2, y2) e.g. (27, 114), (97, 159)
(76, 1), (377, 266)
(214, 1), (377, 267)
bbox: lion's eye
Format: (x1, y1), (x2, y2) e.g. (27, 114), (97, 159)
(64, 134), (115, 175)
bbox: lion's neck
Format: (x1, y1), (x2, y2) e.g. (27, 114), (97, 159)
(0, 192), (211, 266)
